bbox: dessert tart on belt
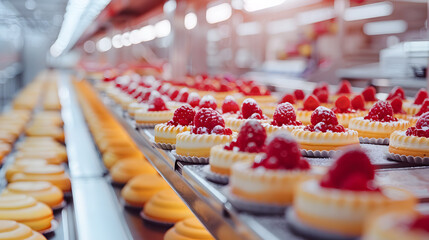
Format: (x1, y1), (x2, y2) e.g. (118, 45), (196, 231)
(220, 96), (240, 119)
(110, 159), (156, 184)
(331, 95), (366, 127)
(135, 95), (174, 126)
(296, 95), (320, 125)
(312, 82), (333, 108)
(293, 149), (417, 236)
(154, 105), (195, 145)
(175, 108), (235, 158)
(407, 99), (429, 127)
(389, 112), (429, 158)
(331, 80), (354, 101)
(0, 220), (47, 240)
(404, 88), (428, 115)
(225, 98), (269, 131)
(0, 195), (54, 232)
(1, 181), (63, 208)
(262, 102), (302, 135)
(210, 120), (266, 176)
(292, 106), (359, 152)
(164, 217), (214, 240)
(349, 101), (410, 140)
(361, 86), (378, 108)
(390, 97), (409, 120)
(363, 210), (429, 240)
(230, 132), (316, 206)
(11, 165), (71, 192)
(142, 189), (193, 223)
(121, 174), (169, 208)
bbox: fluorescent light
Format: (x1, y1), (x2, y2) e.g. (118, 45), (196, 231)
(140, 25), (156, 42)
(236, 22), (262, 36)
(121, 32), (131, 46)
(243, 0), (286, 12)
(206, 3), (232, 24)
(184, 12), (197, 30)
(364, 20), (407, 35)
(344, 2), (393, 21)
(267, 18), (297, 34)
(298, 7), (335, 25)
(130, 29), (141, 44)
(112, 34), (123, 48)
(155, 20), (171, 38)
(96, 37), (111, 52)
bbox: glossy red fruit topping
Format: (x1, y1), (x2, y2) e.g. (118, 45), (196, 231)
(332, 96), (355, 113)
(148, 97), (169, 111)
(221, 96), (240, 114)
(416, 99), (429, 116)
(224, 120), (266, 153)
(192, 108), (231, 135)
(414, 88), (429, 105)
(249, 86), (262, 95)
(409, 215), (429, 232)
(252, 132), (310, 170)
(416, 112), (429, 129)
(315, 90), (329, 103)
(178, 91), (189, 103)
(407, 112), (429, 138)
(169, 89), (179, 101)
(336, 80), (352, 94)
(167, 104), (195, 126)
(387, 86), (405, 100)
(240, 98), (265, 120)
(187, 93), (201, 108)
(294, 89), (305, 100)
(199, 95), (217, 110)
(364, 101), (397, 122)
(351, 94), (366, 111)
(320, 149), (380, 191)
(362, 86), (377, 102)
(271, 103), (302, 126)
(390, 97), (405, 114)
(311, 106), (339, 126)
(302, 95), (320, 111)
(312, 82), (329, 96)
(279, 94), (295, 104)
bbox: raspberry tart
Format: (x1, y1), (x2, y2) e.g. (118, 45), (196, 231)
(331, 80), (354, 101)
(390, 96), (408, 120)
(404, 88), (428, 115)
(407, 99), (429, 127)
(264, 93), (298, 118)
(361, 86), (378, 108)
(296, 95), (320, 125)
(209, 120), (266, 176)
(221, 96), (240, 119)
(263, 103), (302, 135)
(349, 101), (410, 143)
(229, 132), (317, 212)
(154, 105), (195, 149)
(331, 95), (365, 127)
(175, 108), (235, 159)
(135, 95), (174, 127)
(292, 106), (359, 155)
(225, 98), (269, 132)
(292, 149), (416, 237)
(312, 82), (333, 108)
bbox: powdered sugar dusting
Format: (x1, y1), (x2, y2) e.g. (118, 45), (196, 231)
(243, 98), (257, 105)
(200, 95), (216, 105)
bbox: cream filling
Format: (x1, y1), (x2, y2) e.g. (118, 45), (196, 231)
(135, 108), (173, 123)
(154, 124), (189, 140)
(389, 131), (429, 152)
(292, 129), (359, 145)
(349, 117), (409, 134)
(175, 132), (235, 150)
(209, 145), (257, 169)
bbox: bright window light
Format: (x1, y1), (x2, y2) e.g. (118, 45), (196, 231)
(96, 37), (111, 52)
(112, 34), (123, 48)
(130, 30), (141, 44)
(206, 3), (232, 24)
(267, 18), (297, 34)
(298, 7), (335, 25)
(363, 20), (407, 35)
(344, 2), (393, 21)
(121, 32), (131, 46)
(140, 25), (156, 42)
(184, 12), (197, 30)
(243, 0), (286, 12)
(236, 22), (262, 36)
(155, 20), (171, 38)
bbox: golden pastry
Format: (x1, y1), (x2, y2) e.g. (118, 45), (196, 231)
(11, 165), (71, 192)
(121, 174), (169, 207)
(110, 159), (157, 184)
(0, 220), (47, 240)
(2, 181), (63, 208)
(5, 159), (48, 182)
(164, 217), (214, 240)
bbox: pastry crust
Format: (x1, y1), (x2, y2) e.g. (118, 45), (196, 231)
(11, 165), (71, 192)
(291, 129), (359, 151)
(209, 145), (258, 175)
(225, 118), (270, 132)
(263, 123), (302, 136)
(135, 109), (174, 125)
(388, 131), (429, 157)
(164, 217), (214, 240)
(296, 110), (313, 125)
(335, 112), (365, 128)
(2, 181), (63, 208)
(349, 117), (410, 139)
(238, 95), (278, 105)
(175, 132), (235, 158)
(110, 160), (156, 184)
(121, 174), (169, 207)
(0, 220), (47, 240)
(154, 124), (191, 144)
(403, 103), (421, 115)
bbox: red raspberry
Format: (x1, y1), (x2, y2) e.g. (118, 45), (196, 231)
(336, 80), (352, 94)
(193, 108), (227, 134)
(351, 94), (365, 111)
(386, 86), (405, 100)
(232, 120), (267, 153)
(169, 89), (179, 101)
(168, 105), (195, 126)
(409, 215), (429, 232)
(362, 86), (377, 102)
(315, 90), (329, 103)
(294, 89), (305, 101)
(302, 95), (320, 111)
(279, 94), (295, 104)
(249, 86), (262, 95)
(405, 127), (429, 138)
(312, 82), (329, 96)
(219, 83), (232, 92)
(199, 95), (217, 110)
(334, 95), (351, 112)
(211, 125), (232, 135)
(272, 103), (302, 126)
(416, 112), (429, 130)
(311, 106), (339, 126)
(148, 97), (168, 111)
(364, 101), (397, 122)
(178, 91), (189, 103)
(416, 99), (429, 116)
(221, 96), (240, 114)
(187, 93), (201, 108)
(241, 98), (264, 119)
(390, 97), (405, 114)
(414, 88), (429, 105)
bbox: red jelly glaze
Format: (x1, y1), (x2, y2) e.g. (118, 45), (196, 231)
(224, 120), (266, 153)
(301, 95), (320, 111)
(148, 97), (169, 111)
(332, 96), (356, 113)
(387, 86), (406, 101)
(240, 99), (266, 120)
(409, 215), (429, 233)
(416, 99), (429, 116)
(362, 86), (377, 102)
(364, 101), (398, 122)
(167, 104), (195, 126)
(271, 103), (302, 127)
(390, 97), (406, 114)
(414, 88), (429, 105)
(294, 89), (305, 101)
(336, 80), (352, 94)
(279, 94), (296, 104)
(351, 94), (366, 111)
(192, 108), (232, 135)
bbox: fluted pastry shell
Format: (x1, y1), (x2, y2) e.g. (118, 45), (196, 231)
(389, 131), (429, 158)
(135, 109), (174, 125)
(2, 181), (63, 208)
(5, 159), (48, 182)
(296, 110), (313, 125)
(225, 118), (270, 132)
(0, 220), (47, 240)
(335, 112), (366, 127)
(143, 189), (193, 223)
(175, 131), (236, 158)
(403, 102), (421, 115)
(0, 195), (53, 232)
(11, 165), (71, 192)
(121, 174), (169, 207)
(291, 129), (359, 151)
(407, 116), (418, 127)
(154, 124), (191, 144)
(164, 217), (214, 240)
(110, 160), (157, 184)
(127, 102), (146, 118)
(262, 123), (303, 136)
(349, 117), (410, 139)
(294, 179), (416, 236)
(209, 145), (258, 175)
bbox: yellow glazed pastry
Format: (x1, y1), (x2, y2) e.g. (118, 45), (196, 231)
(134, 95), (174, 125)
(225, 98), (270, 132)
(2, 181), (63, 208)
(164, 217), (214, 240)
(121, 174), (169, 207)
(5, 159), (48, 182)
(0, 220), (47, 240)
(143, 189), (193, 223)
(11, 165), (71, 192)
(110, 159), (157, 184)
(0, 195), (53, 231)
